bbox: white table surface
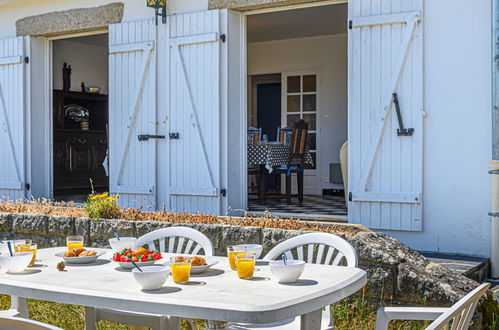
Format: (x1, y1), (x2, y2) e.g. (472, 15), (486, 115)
(0, 247), (367, 324)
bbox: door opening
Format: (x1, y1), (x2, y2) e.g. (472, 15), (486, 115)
(245, 3), (348, 218)
(51, 33), (109, 202)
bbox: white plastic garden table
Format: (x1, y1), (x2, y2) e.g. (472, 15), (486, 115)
(0, 248), (367, 329)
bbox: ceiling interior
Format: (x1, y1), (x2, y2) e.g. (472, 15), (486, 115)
(56, 33), (108, 48)
(247, 3), (347, 43)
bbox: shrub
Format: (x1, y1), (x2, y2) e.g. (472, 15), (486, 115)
(83, 192), (120, 220)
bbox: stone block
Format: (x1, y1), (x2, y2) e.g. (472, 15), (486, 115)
(0, 212), (14, 232)
(358, 261), (397, 302)
(16, 3), (124, 36)
(47, 216), (74, 237)
(220, 225), (262, 253)
(75, 217), (91, 242)
(89, 219), (135, 242)
(12, 213), (48, 235)
(135, 221), (172, 238)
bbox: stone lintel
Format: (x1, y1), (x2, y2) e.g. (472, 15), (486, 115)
(16, 3), (124, 37)
(208, 0), (340, 11)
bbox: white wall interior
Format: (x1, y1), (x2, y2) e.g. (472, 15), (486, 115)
(52, 34), (108, 93)
(248, 33), (347, 191)
(386, 0), (492, 258)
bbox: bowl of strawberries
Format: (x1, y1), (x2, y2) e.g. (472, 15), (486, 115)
(113, 247), (163, 270)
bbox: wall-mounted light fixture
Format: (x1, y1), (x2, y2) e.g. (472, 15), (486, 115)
(147, 0), (167, 25)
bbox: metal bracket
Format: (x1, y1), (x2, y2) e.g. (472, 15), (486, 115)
(348, 192), (352, 202)
(220, 189), (226, 197)
(137, 134), (166, 141)
(348, 20), (353, 29)
(24, 56), (29, 64)
(220, 34), (226, 43)
(169, 133), (180, 139)
(393, 93), (414, 136)
(25, 183), (30, 190)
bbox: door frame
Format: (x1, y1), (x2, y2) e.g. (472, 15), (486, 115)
(42, 30), (108, 199)
(240, 0), (347, 215)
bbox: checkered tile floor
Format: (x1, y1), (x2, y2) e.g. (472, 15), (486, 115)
(248, 194), (348, 216)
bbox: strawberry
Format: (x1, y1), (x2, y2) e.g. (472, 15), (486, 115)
(57, 261), (65, 271)
(141, 255), (148, 262)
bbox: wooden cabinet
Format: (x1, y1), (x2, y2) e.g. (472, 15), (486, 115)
(53, 90), (108, 197)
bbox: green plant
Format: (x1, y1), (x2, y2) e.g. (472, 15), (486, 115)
(83, 192), (120, 220)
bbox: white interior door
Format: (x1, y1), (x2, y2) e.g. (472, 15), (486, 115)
(165, 10), (225, 214)
(0, 36), (28, 200)
(348, 0), (424, 231)
(108, 19), (157, 210)
(282, 70), (320, 195)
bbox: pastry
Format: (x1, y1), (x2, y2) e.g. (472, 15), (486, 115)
(64, 251), (76, 257)
(79, 250), (97, 257)
(191, 256), (207, 266)
(72, 248), (86, 256)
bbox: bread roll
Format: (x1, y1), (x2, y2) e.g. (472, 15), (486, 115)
(64, 251), (76, 257)
(79, 250), (97, 257)
(72, 248), (86, 256)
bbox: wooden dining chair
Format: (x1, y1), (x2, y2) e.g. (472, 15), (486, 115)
(248, 127), (262, 145)
(229, 232), (358, 330)
(276, 126), (292, 146)
(272, 120), (309, 203)
(375, 283), (490, 330)
(85, 227), (214, 330)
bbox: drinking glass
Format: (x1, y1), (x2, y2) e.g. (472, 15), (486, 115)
(235, 253), (256, 279)
(227, 246), (246, 270)
(170, 257), (192, 284)
(66, 235), (84, 251)
(14, 239), (32, 252)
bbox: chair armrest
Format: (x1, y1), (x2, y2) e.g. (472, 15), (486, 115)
(375, 307), (448, 330)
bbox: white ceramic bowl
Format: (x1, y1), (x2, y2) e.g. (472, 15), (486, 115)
(269, 260), (305, 283)
(132, 265), (170, 291)
(0, 252), (33, 273)
(234, 244), (263, 259)
(108, 237), (137, 252)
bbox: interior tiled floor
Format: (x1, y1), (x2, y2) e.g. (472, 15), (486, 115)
(248, 194), (348, 216)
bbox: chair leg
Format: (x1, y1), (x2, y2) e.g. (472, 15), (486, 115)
(297, 171), (304, 203)
(275, 174), (281, 196)
(286, 174), (291, 204)
(262, 172), (267, 203)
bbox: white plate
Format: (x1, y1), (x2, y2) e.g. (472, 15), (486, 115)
(164, 257), (219, 274)
(117, 259), (160, 270)
(55, 250), (106, 264)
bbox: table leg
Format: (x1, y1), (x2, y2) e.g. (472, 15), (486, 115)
(206, 320), (228, 329)
(166, 316), (182, 330)
(11, 296), (28, 318)
(300, 309), (322, 330)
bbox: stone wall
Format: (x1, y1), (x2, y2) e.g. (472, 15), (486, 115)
(0, 212), (481, 307)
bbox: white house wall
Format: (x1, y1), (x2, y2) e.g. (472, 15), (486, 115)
(52, 39), (108, 93)
(0, 0), (208, 37)
(248, 34), (348, 190)
(387, 0), (492, 257)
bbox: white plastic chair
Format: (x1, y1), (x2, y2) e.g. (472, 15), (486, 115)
(229, 232), (358, 330)
(85, 227), (214, 330)
(375, 283), (490, 330)
(0, 316), (63, 330)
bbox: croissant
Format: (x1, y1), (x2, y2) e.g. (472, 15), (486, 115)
(64, 251), (76, 257)
(71, 248), (86, 256)
(79, 250), (97, 257)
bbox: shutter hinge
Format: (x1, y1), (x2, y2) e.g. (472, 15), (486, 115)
(220, 34), (226, 43)
(348, 20), (353, 29)
(24, 56), (29, 64)
(348, 192), (352, 201)
(221, 189), (226, 197)
(25, 183), (30, 190)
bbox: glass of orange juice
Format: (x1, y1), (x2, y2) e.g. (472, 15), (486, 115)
(14, 239), (32, 252)
(66, 235), (84, 251)
(170, 257), (192, 284)
(235, 253), (256, 279)
(227, 246), (246, 270)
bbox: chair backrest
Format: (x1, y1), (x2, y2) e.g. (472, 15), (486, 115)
(263, 232), (358, 267)
(287, 120), (308, 167)
(0, 317), (63, 330)
(248, 127), (262, 145)
(426, 283), (490, 330)
(135, 227), (214, 256)
(277, 126), (292, 145)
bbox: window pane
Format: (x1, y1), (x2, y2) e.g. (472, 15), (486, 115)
(287, 95), (301, 112)
(303, 113), (316, 130)
(307, 133), (316, 150)
(287, 114), (300, 127)
(287, 76), (301, 93)
(303, 75), (316, 92)
(303, 94), (316, 112)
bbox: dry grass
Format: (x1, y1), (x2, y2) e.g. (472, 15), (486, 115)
(0, 199), (365, 237)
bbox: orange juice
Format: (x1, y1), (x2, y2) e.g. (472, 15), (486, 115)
(67, 241), (84, 251)
(235, 258), (255, 279)
(171, 263), (191, 283)
(228, 251), (246, 270)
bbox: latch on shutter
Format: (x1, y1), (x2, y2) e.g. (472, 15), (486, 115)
(138, 134), (166, 141)
(393, 93), (414, 136)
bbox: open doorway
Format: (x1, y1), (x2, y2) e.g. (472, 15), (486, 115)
(245, 3), (348, 217)
(51, 33), (109, 202)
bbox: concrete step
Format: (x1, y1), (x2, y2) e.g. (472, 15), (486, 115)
(421, 252), (490, 283)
